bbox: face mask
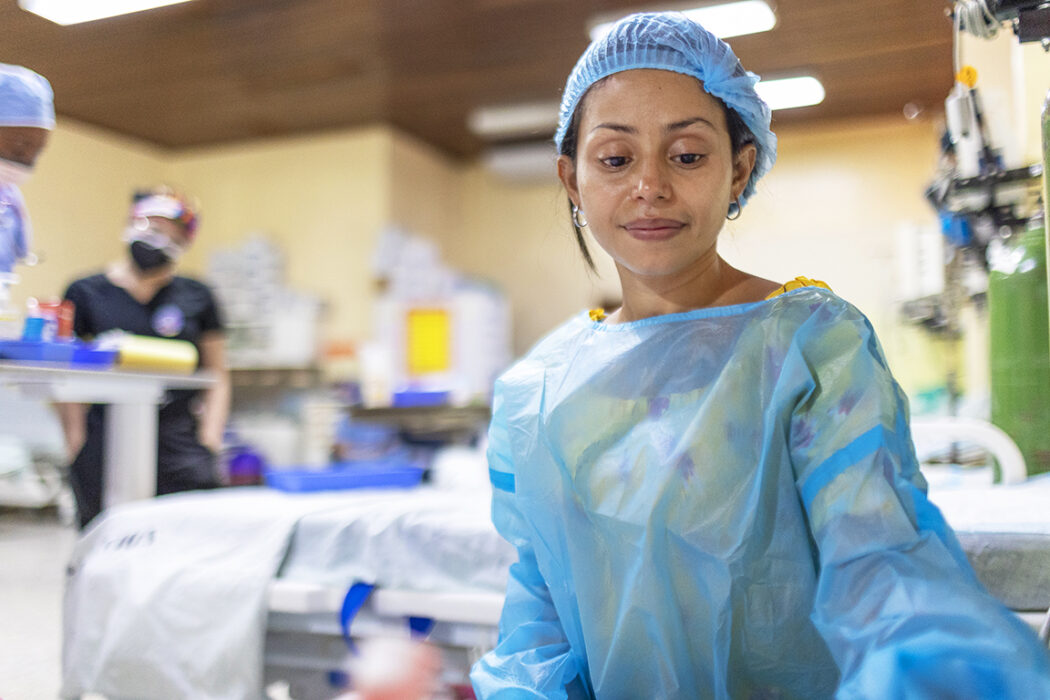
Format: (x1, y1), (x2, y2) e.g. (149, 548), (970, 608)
(129, 240), (174, 271)
(0, 158), (32, 187)
(123, 219), (185, 271)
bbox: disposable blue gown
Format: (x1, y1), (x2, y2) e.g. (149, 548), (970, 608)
(0, 183), (30, 274)
(470, 287), (1050, 699)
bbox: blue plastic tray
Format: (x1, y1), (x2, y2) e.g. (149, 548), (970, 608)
(392, 390), (449, 407)
(0, 340), (74, 362)
(0, 340), (116, 367)
(71, 346), (118, 366)
(264, 463), (425, 492)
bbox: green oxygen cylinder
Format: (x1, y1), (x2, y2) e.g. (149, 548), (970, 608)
(1044, 89), (1049, 330)
(988, 215), (1050, 476)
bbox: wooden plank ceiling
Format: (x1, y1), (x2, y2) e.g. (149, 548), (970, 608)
(1, 0), (954, 159)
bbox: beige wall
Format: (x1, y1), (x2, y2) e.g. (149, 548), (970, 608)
(441, 166), (619, 352)
(11, 114), (954, 398)
(957, 30), (1050, 167)
(721, 116), (946, 395)
(1018, 42), (1050, 165)
(450, 116), (951, 398)
(19, 123), (399, 347)
(16, 71), (1046, 404)
(16, 119), (168, 306)
(388, 132), (463, 245)
(168, 127), (392, 344)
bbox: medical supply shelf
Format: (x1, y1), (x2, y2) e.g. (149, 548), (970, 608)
(349, 404), (491, 443)
(0, 361), (214, 510)
(229, 365), (323, 388)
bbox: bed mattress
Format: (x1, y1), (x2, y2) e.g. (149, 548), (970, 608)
(928, 470), (1050, 612)
(62, 485), (514, 699)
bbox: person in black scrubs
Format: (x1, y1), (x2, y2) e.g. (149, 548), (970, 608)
(58, 186), (230, 528)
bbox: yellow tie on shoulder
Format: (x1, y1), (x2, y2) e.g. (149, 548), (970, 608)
(764, 276), (832, 301)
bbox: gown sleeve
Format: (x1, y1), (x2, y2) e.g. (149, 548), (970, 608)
(787, 302), (1050, 698)
(470, 377), (589, 699)
(0, 184), (30, 274)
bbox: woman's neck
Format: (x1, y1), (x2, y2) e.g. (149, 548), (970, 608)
(611, 253), (747, 323)
(107, 260), (174, 303)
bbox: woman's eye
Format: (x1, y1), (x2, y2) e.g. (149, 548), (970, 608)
(600, 155), (629, 168)
(673, 153), (706, 165)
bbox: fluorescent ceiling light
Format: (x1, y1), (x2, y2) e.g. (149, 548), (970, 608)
(483, 143), (559, 182)
(589, 1), (776, 42)
(468, 101), (561, 139)
(19, 0), (196, 25)
(755, 76), (826, 110)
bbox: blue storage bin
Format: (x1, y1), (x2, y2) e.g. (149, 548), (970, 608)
(264, 462), (425, 493)
(392, 390), (449, 407)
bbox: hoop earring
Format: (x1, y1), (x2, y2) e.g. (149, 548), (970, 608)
(726, 199), (741, 221)
(572, 204), (588, 228)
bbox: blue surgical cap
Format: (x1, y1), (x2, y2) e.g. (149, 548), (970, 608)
(555, 12), (776, 206)
(0, 64), (55, 130)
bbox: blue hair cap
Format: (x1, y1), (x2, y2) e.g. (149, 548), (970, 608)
(555, 12), (776, 206)
(0, 63), (55, 130)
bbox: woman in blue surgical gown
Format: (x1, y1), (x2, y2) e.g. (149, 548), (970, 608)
(470, 12), (1050, 699)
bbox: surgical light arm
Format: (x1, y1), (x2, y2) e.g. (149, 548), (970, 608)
(957, 0), (1050, 45)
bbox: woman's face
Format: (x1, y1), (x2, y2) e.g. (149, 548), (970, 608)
(0, 126), (49, 167)
(558, 69), (755, 281)
(146, 216), (191, 250)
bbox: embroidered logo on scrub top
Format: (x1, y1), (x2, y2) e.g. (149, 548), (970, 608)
(152, 303), (184, 337)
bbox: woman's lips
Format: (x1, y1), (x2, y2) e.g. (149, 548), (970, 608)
(623, 218), (684, 240)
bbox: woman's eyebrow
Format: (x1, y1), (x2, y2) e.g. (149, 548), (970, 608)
(590, 122), (636, 134)
(667, 117), (716, 132)
(589, 117), (717, 135)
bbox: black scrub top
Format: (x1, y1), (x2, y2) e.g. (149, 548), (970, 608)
(63, 273), (225, 527)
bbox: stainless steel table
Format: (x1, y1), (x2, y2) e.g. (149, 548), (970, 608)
(0, 361), (214, 510)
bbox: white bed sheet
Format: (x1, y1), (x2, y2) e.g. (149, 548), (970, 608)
(278, 487), (514, 594)
(925, 468), (1050, 614)
(62, 485), (514, 700)
(927, 469), (1050, 535)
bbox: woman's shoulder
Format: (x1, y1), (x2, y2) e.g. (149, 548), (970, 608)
(168, 275), (218, 300)
(762, 279), (862, 323)
(764, 285), (889, 375)
(64, 272), (111, 296)
(169, 274), (210, 290)
(523, 312), (592, 357)
(495, 313), (590, 385)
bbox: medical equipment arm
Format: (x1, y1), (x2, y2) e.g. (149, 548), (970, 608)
(470, 387), (588, 699)
(788, 309), (1050, 697)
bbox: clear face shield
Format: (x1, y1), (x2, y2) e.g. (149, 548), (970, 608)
(122, 217), (186, 261)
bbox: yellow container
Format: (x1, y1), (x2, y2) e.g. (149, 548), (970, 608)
(116, 335), (198, 374)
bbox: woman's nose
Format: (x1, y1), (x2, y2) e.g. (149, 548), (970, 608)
(633, 161), (671, 202)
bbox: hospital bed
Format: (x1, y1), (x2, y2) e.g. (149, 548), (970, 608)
(62, 419), (1050, 699)
(926, 470), (1050, 638)
(261, 487), (513, 699)
(61, 485), (515, 700)
(914, 417), (1050, 640)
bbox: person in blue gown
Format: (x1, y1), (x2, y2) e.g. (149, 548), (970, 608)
(0, 64), (53, 278)
(470, 12), (1050, 699)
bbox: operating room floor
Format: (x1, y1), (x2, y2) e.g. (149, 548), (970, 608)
(0, 507), (77, 700)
